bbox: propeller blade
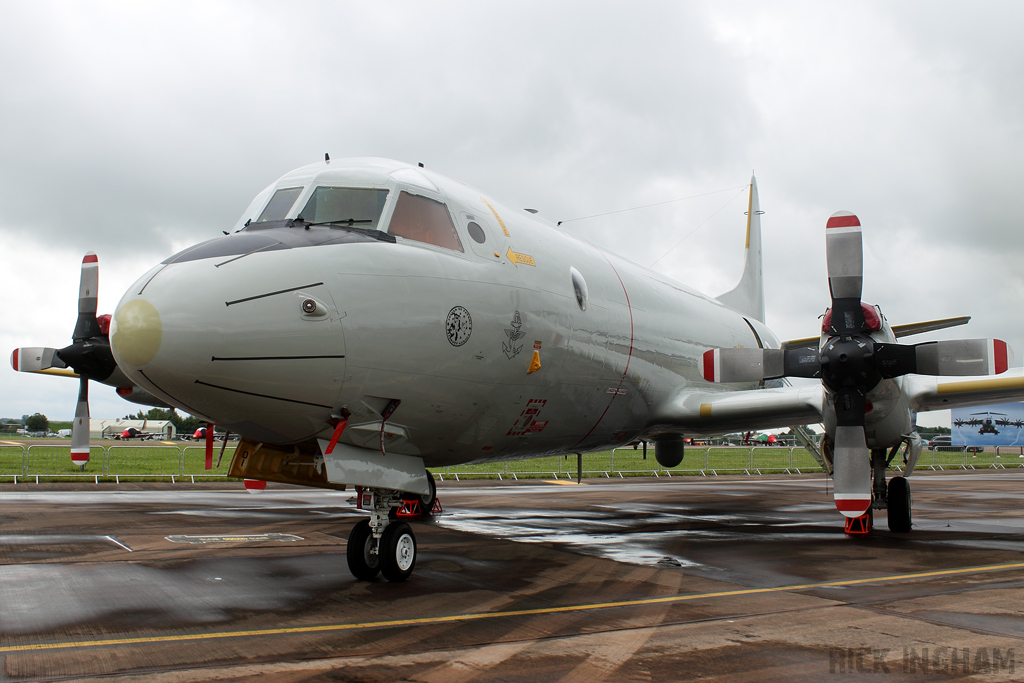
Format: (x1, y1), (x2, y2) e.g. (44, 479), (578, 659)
(72, 253), (100, 342)
(825, 212), (865, 335)
(10, 347), (66, 372)
(875, 339), (1011, 378)
(832, 425), (872, 517)
(71, 376), (91, 467)
(914, 338), (1011, 376)
(701, 347), (820, 383)
(701, 348), (777, 383)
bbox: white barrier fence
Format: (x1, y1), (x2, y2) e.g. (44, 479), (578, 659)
(0, 444), (235, 483)
(1, 443), (1021, 483)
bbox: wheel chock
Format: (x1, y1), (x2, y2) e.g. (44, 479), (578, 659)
(396, 497), (442, 518)
(396, 499), (422, 518)
(844, 512), (872, 535)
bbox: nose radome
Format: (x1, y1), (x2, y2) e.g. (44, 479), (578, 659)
(111, 250), (348, 444)
(110, 298), (163, 368)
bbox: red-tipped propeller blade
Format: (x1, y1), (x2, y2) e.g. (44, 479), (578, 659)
(832, 425), (871, 517)
(71, 376), (90, 467)
(825, 212), (865, 335)
(68, 253), (100, 468)
(72, 253), (100, 342)
(11, 347), (67, 373)
(700, 347), (820, 383)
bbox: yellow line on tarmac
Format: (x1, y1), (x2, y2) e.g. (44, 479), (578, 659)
(4, 560), (1024, 655)
(545, 479), (586, 486)
(0, 441), (20, 446)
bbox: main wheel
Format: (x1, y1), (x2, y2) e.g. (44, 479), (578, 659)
(888, 476), (912, 533)
(418, 472), (437, 515)
(380, 521), (416, 582)
(347, 519), (381, 581)
(400, 472), (437, 516)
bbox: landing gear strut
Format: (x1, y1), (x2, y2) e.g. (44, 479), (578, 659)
(846, 447), (913, 534)
(346, 487), (418, 582)
(862, 446), (912, 533)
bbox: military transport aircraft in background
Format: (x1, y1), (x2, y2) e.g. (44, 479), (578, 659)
(12, 157), (1024, 582)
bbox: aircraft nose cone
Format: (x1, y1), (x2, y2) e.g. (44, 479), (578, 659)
(110, 298), (163, 368)
(111, 248), (348, 444)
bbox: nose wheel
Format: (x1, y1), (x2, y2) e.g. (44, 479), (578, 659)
(346, 487), (419, 582)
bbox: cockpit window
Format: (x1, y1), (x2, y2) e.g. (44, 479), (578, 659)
(297, 187), (389, 229)
(388, 191), (464, 253)
(256, 187), (303, 223)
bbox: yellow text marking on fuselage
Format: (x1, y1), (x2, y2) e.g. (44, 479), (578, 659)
(481, 197), (510, 237)
(506, 247), (536, 267)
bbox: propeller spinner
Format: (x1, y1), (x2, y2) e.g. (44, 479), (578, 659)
(702, 212), (1012, 517)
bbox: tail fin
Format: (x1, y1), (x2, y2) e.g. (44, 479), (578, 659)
(716, 175), (765, 323)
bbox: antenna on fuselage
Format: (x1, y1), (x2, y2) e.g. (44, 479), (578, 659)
(325, 153), (330, 163)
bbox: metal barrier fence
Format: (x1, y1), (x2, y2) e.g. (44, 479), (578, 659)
(0, 443), (1022, 483)
(0, 444), (236, 482)
(430, 446), (825, 480)
(432, 445), (1024, 480)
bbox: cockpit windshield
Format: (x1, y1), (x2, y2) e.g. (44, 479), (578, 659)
(297, 187), (389, 230)
(256, 187), (303, 223)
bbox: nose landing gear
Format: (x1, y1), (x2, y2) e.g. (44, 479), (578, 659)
(346, 487), (419, 582)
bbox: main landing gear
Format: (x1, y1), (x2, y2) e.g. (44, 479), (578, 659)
(847, 448), (912, 535)
(346, 473), (437, 583)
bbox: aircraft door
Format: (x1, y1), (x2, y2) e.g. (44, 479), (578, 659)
(459, 212), (507, 264)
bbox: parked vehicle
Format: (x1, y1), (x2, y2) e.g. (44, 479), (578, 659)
(928, 435), (984, 453)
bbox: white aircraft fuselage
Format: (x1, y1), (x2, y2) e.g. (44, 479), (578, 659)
(18, 155), (1024, 580)
(109, 158), (771, 467)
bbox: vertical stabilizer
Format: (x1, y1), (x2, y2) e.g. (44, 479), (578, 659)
(716, 175), (765, 323)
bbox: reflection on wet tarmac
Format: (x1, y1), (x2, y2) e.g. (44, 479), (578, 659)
(0, 555), (348, 634)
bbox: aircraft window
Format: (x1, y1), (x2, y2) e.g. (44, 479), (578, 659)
(388, 191), (464, 253)
(256, 187), (303, 223)
(298, 187), (389, 229)
(467, 221), (487, 244)
(570, 267), (589, 311)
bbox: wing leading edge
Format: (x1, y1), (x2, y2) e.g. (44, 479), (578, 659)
(653, 383), (824, 435)
(653, 370), (1024, 438)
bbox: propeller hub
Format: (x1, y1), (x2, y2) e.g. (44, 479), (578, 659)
(56, 339), (116, 381)
(820, 335), (881, 394)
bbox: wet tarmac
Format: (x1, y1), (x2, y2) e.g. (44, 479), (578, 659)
(2, 472), (1024, 681)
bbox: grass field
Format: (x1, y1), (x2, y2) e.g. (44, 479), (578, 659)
(1, 440), (1021, 483)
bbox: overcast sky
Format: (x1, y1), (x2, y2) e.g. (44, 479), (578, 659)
(2, 1), (1022, 429)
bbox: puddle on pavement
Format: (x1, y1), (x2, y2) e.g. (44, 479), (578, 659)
(0, 554), (350, 635)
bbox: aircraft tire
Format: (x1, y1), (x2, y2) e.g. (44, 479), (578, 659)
(347, 519), (381, 581)
(419, 472), (437, 515)
(401, 472), (437, 516)
(887, 476), (912, 533)
(380, 521), (416, 582)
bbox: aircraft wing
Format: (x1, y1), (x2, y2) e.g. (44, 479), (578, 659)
(653, 384), (824, 435)
(905, 369), (1024, 412)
